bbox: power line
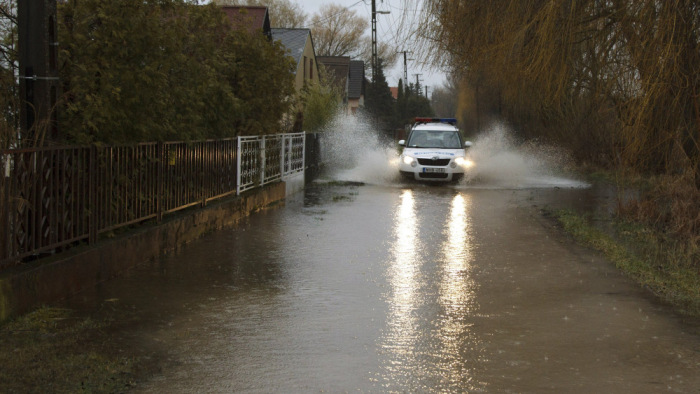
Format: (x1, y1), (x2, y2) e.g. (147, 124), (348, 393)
(305, 0), (364, 28)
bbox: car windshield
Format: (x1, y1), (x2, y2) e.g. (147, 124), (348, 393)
(407, 129), (463, 149)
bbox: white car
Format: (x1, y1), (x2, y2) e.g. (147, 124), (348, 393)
(398, 118), (473, 182)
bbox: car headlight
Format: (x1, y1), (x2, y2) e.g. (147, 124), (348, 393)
(402, 155), (417, 167)
(455, 157), (474, 168)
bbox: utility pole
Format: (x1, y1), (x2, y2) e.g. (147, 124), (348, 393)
(398, 50), (413, 85)
(371, 0), (376, 82)
(413, 73), (423, 95)
(425, 85), (429, 98)
(371, 0), (389, 82)
(18, 0), (60, 144)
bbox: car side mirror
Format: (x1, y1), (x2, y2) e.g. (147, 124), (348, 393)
(464, 141), (473, 149)
(398, 140), (406, 146)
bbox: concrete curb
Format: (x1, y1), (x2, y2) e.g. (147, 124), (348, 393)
(0, 182), (287, 321)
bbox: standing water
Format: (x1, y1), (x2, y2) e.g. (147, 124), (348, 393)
(65, 115), (700, 393)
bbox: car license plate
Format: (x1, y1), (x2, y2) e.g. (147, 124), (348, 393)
(423, 167), (445, 173)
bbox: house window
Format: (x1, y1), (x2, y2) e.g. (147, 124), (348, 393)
(303, 56), (307, 81)
(310, 60), (313, 80)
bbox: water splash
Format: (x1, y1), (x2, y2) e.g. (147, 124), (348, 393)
(319, 115), (588, 189)
(320, 113), (400, 185)
(461, 123), (589, 189)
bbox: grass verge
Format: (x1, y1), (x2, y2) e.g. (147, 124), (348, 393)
(553, 209), (700, 316)
(0, 307), (142, 393)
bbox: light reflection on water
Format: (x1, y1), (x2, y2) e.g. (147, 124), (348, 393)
(380, 191), (485, 391)
(437, 194), (483, 390)
(385, 189), (420, 350)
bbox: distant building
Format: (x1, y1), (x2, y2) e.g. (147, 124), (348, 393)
(220, 6), (271, 39)
(316, 56), (350, 96)
(316, 56), (366, 116)
(347, 60), (365, 115)
(390, 87), (399, 100)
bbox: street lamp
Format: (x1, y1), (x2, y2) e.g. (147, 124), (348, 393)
(371, 0), (390, 82)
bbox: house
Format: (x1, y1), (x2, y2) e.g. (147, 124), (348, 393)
(347, 60), (365, 115)
(316, 56), (366, 116)
(220, 6), (271, 39)
(271, 28), (319, 131)
(390, 87), (399, 100)
(271, 28), (319, 94)
(316, 56), (350, 96)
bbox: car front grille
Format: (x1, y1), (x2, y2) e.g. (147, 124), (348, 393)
(417, 158), (451, 166)
(419, 172), (449, 179)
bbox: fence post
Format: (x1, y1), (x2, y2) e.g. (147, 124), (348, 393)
(201, 142), (207, 208)
(260, 136), (266, 186)
(156, 141), (163, 222)
(88, 145), (97, 245)
(302, 133), (306, 174)
(280, 134), (286, 178)
(236, 136), (242, 195)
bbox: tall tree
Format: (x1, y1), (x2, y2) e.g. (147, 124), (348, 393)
(430, 78), (457, 119)
(310, 3), (398, 75)
(59, 0), (295, 143)
(310, 4), (366, 57)
(394, 77), (405, 128)
(398, 81), (433, 125)
(364, 58), (394, 130)
(420, 0), (699, 180)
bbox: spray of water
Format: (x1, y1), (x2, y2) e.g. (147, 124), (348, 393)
(320, 114), (588, 189)
(461, 123), (589, 189)
(321, 112), (401, 185)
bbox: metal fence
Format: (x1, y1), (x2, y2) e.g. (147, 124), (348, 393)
(0, 133), (305, 269)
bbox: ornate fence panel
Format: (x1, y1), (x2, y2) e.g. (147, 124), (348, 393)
(284, 133), (305, 176)
(0, 147), (92, 268)
(1, 133), (308, 269)
(263, 135), (282, 185)
(237, 136), (260, 194)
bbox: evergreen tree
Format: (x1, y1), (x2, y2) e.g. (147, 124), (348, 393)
(393, 78), (406, 129)
(393, 81), (434, 128)
(363, 58), (393, 131)
(58, 0), (295, 144)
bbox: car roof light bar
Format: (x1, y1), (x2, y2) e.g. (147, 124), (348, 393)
(414, 117), (457, 125)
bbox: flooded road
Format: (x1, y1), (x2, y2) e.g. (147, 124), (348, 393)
(66, 180), (700, 393)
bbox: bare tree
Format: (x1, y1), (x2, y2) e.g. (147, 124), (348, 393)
(359, 38), (398, 75)
(310, 3), (398, 76)
(310, 4), (367, 57)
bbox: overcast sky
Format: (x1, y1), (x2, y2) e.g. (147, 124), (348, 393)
(296, 0), (446, 93)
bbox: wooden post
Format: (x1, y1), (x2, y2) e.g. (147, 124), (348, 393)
(18, 0), (60, 144)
